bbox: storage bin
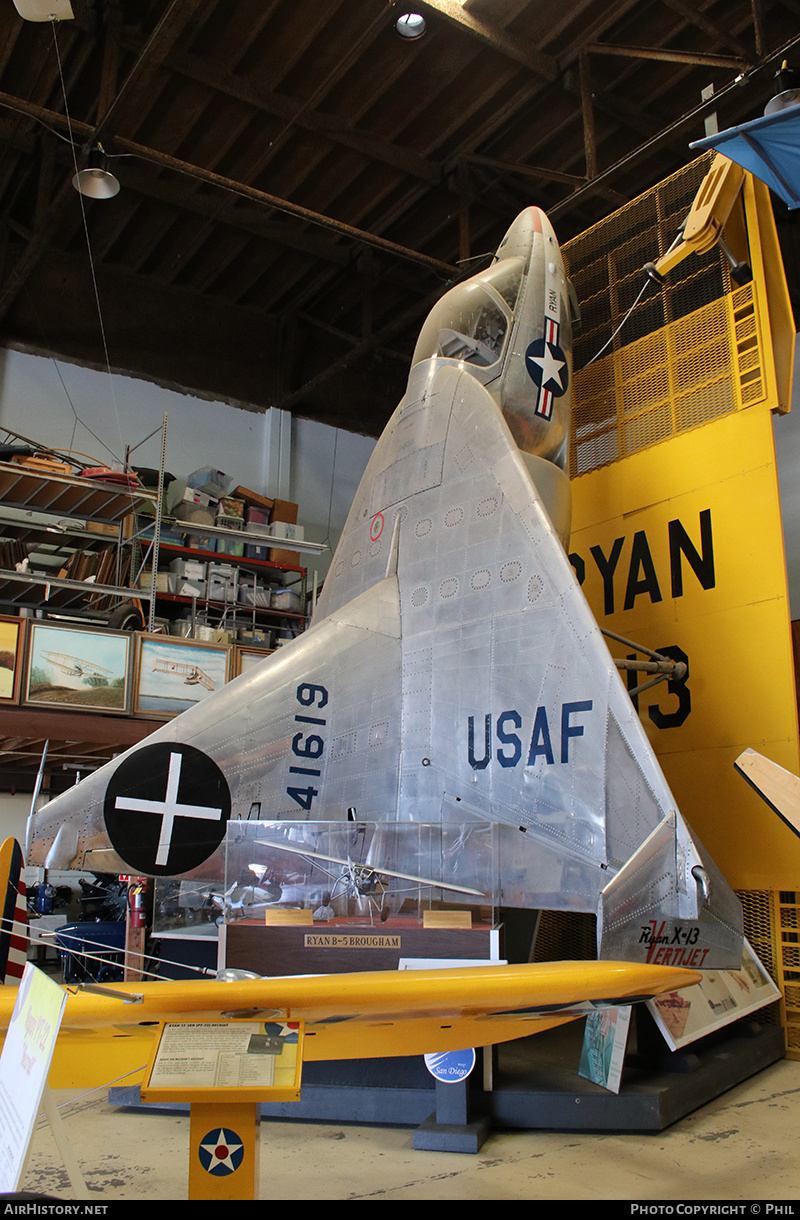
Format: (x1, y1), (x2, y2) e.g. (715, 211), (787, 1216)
(271, 588), (302, 613)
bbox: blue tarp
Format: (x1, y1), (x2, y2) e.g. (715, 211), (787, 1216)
(691, 103), (800, 209)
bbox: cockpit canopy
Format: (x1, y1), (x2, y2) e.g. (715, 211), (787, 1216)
(411, 257), (524, 374)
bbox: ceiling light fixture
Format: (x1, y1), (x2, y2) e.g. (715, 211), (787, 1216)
(395, 13), (427, 39)
(72, 144), (120, 200)
(12, 0), (73, 20)
(764, 60), (800, 115)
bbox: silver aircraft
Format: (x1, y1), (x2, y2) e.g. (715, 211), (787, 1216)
(28, 207), (743, 968)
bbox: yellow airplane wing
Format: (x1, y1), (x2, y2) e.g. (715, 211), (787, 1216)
(0, 959), (701, 1065)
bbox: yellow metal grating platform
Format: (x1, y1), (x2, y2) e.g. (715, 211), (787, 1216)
(774, 891), (800, 1058)
(564, 156), (771, 477)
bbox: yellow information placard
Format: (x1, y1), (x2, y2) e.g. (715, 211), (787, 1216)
(141, 1018), (303, 1106)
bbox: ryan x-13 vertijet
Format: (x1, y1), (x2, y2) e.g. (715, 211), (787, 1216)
(28, 206), (744, 968)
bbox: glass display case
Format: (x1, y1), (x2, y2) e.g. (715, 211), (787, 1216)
(221, 820), (499, 928)
(152, 819), (499, 938)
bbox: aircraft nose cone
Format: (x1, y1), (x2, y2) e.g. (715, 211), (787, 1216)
(496, 209), (534, 260)
(494, 206), (553, 262)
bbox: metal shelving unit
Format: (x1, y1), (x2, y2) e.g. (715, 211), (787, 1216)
(0, 461), (158, 620)
(131, 516), (327, 638)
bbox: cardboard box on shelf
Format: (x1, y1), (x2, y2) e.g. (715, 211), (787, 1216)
(12, 455), (73, 476)
(233, 486), (274, 514)
(269, 548), (300, 566)
(268, 520), (304, 567)
(86, 514), (135, 538)
(271, 499), (298, 525)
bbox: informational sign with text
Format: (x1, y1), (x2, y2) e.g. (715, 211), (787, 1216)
(0, 963), (66, 1193)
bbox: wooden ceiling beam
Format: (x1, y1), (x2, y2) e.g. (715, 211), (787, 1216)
(0, 93), (455, 278)
(97, 160), (351, 269)
(164, 49), (442, 185)
(585, 42), (749, 71)
(659, 0), (753, 60)
(418, 0), (559, 82)
(91, 0), (208, 151)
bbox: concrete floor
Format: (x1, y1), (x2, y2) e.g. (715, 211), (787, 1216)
(21, 1053), (800, 1201)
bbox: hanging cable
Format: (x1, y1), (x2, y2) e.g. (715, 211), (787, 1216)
(584, 228), (686, 367)
(584, 276), (652, 367)
(49, 18), (136, 505)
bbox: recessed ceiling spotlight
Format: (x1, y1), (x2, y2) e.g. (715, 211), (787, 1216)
(395, 13), (427, 40)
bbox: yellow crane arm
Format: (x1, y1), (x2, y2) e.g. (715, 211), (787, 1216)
(644, 153), (751, 285)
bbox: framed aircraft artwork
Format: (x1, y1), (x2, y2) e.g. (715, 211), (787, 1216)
(23, 621), (132, 714)
(0, 616), (25, 705)
(132, 633), (230, 718)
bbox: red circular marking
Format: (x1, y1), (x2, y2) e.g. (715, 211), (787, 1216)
(370, 513), (384, 541)
(215, 1145), (228, 1159)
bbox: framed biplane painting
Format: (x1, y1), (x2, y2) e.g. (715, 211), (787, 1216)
(24, 621), (132, 714)
(133, 633), (230, 718)
(0, 615), (25, 705)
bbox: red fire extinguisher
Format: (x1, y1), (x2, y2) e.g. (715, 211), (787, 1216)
(125, 877), (148, 929)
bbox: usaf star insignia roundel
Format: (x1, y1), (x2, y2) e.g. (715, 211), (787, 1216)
(525, 317), (569, 421)
(198, 1127), (245, 1176)
(104, 742), (231, 876)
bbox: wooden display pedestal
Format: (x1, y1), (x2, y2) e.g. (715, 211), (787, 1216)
(225, 915), (501, 976)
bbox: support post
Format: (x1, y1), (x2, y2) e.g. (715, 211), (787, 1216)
(188, 1101), (260, 1200)
(414, 1076), (490, 1153)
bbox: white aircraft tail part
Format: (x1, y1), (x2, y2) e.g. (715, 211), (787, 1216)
(598, 814), (743, 967)
(735, 747), (800, 839)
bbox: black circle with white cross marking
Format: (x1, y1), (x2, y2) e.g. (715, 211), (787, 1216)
(104, 743), (231, 876)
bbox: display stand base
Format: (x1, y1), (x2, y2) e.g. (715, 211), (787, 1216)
(414, 1113), (491, 1153)
(487, 1017), (785, 1132)
(413, 1075), (491, 1152)
(109, 1019), (785, 1140)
